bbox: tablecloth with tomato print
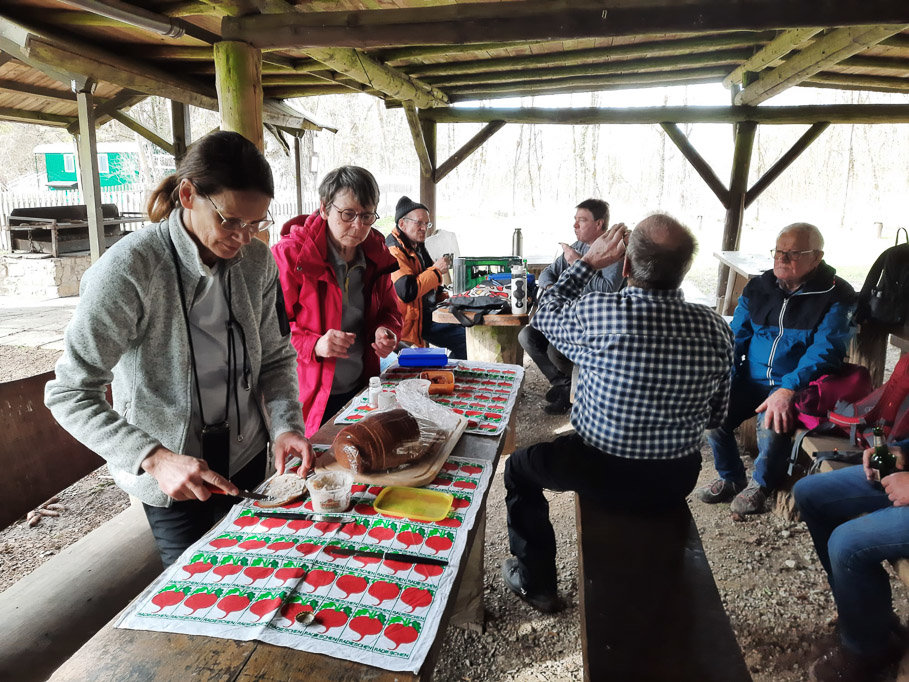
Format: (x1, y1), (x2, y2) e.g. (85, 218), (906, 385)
(117, 454), (493, 673)
(334, 360), (523, 436)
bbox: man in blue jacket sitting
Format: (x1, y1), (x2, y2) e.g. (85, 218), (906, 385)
(697, 223), (856, 515)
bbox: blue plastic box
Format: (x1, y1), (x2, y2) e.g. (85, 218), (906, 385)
(398, 347), (449, 367)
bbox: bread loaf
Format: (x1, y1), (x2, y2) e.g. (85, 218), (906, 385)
(332, 409), (422, 473)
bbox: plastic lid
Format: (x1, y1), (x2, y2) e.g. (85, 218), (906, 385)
(373, 486), (454, 522)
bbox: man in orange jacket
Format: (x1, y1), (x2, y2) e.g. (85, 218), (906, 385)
(386, 196), (467, 360)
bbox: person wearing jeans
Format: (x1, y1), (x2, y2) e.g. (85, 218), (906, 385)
(793, 441), (909, 682)
(697, 223), (855, 515)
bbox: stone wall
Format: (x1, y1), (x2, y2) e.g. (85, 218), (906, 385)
(0, 253), (90, 298)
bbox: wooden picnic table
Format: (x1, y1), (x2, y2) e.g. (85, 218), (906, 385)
(713, 250), (773, 316)
(50, 398), (519, 681)
(433, 308), (528, 365)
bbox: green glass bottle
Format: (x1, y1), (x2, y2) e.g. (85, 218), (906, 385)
(870, 425), (897, 479)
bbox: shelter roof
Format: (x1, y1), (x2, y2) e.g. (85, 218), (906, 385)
(0, 1), (906, 131)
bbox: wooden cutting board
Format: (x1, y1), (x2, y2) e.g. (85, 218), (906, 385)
(313, 413), (468, 487)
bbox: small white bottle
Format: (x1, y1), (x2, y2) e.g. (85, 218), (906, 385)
(368, 376), (382, 408)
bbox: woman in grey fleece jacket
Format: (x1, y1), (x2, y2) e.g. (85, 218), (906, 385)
(45, 132), (312, 565)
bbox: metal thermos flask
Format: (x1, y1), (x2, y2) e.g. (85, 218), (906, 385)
(512, 227), (523, 257)
(453, 257), (467, 294)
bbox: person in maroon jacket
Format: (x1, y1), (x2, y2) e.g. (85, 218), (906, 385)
(272, 166), (402, 436)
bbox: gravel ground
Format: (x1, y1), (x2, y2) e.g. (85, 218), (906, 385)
(2, 345), (908, 681)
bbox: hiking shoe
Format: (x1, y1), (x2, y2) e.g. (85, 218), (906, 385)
(500, 558), (564, 614)
(730, 481), (769, 515)
(695, 478), (745, 504)
(809, 641), (905, 682)
(545, 384), (569, 402)
(542, 398), (570, 415)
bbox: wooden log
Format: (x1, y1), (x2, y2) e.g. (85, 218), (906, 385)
(803, 72), (909, 93)
(434, 120), (506, 183)
(404, 33), (773, 77)
(171, 100), (191, 163)
(0, 106), (73, 127)
(426, 49), (751, 88)
(403, 101), (433, 179)
(75, 82), (105, 263)
(222, 2), (909, 50)
(419, 117), (437, 222)
(736, 25), (908, 105)
(109, 110), (175, 155)
(745, 122), (829, 208)
(419, 103), (909, 125)
(723, 28), (822, 87)
(465, 326), (524, 365)
(214, 40), (264, 151)
(302, 47), (448, 108)
(660, 122), (729, 207)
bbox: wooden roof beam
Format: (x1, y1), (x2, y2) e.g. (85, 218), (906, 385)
(0, 80), (79, 102)
(0, 15), (87, 88)
(405, 34), (773, 78)
(425, 50), (749, 88)
(302, 48), (448, 108)
(222, 2), (909, 50)
(403, 102), (433, 178)
(723, 28), (823, 88)
(107, 110), (175, 155)
(263, 84), (365, 98)
(745, 122), (829, 208)
(444, 67), (728, 99)
(419, 104), (909, 125)
(660, 123), (729, 206)
(735, 25), (909, 105)
(66, 88), (143, 134)
(434, 120), (506, 183)
(0, 105), (73, 126)
(803, 71), (909, 92)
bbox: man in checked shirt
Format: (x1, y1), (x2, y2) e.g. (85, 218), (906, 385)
(500, 214), (734, 613)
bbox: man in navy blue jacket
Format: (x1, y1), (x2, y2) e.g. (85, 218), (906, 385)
(697, 223), (856, 514)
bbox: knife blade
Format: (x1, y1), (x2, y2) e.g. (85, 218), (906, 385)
(254, 511), (353, 522)
(210, 487), (272, 501)
(328, 547), (448, 567)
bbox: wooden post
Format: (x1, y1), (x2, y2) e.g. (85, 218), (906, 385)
(419, 117), (437, 224)
(74, 80), (105, 263)
(717, 121), (756, 312)
(293, 134), (303, 216)
(170, 100), (190, 164)
(213, 40), (265, 243)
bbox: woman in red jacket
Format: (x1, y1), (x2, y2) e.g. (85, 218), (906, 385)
(272, 166), (402, 436)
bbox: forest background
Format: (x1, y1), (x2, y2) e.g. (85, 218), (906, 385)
(0, 83), (907, 294)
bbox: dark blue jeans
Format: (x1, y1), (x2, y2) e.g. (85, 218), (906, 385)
(793, 466), (909, 656)
(518, 324), (572, 388)
(423, 320), (467, 360)
(706, 375), (792, 490)
(504, 433), (701, 593)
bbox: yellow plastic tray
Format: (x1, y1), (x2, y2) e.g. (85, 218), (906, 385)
(372, 486), (454, 522)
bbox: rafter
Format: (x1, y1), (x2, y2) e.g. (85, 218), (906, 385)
(735, 25), (909, 105)
(0, 105), (73, 126)
(221, 1), (909, 50)
(803, 71), (909, 92)
(723, 28), (823, 88)
(0, 79), (79, 102)
(419, 104), (909, 125)
(404, 34), (773, 78)
(303, 48), (448, 108)
(107, 110), (175, 155)
(424, 50), (749, 88)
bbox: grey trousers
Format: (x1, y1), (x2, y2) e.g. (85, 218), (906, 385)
(518, 324), (573, 387)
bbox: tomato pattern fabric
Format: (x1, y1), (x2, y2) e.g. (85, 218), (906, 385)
(117, 455), (492, 673)
(333, 361), (523, 436)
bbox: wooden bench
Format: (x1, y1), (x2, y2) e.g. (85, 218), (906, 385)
(576, 497), (752, 682)
(0, 371), (161, 681)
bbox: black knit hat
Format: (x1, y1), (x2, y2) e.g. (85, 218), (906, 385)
(395, 195), (428, 224)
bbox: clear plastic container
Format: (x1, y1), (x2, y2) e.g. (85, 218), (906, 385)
(306, 470), (354, 512)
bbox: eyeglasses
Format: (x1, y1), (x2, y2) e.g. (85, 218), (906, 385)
(403, 217), (433, 229)
(771, 249), (818, 262)
(329, 203), (379, 226)
(204, 195), (273, 233)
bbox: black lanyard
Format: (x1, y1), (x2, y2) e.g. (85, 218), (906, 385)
(166, 235), (231, 428)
